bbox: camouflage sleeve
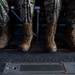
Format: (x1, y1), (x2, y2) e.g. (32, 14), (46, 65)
(0, 0), (9, 25)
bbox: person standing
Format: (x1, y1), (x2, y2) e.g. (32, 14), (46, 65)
(44, 0), (75, 52)
(0, 0), (35, 52)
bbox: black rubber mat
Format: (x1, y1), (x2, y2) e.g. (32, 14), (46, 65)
(20, 64), (64, 71)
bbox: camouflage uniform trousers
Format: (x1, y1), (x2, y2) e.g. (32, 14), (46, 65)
(44, 0), (75, 27)
(44, 0), (62, 24)
(1, 0), (75, 26)
(0, 0), (35, 26)
(19, 0), (35, 23)
(66, 0), (75, 27)
(0, 0), (9, 26)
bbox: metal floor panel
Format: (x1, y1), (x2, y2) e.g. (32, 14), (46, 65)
(1, 62), (75, 75)
(0, 52), (75, 62)
(3, 63), (65, 73)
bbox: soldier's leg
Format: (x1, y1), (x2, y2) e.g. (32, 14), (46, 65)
(44, 0), (62, 52)
(66, 0), (75, 50)
(19, 0), (35, 52)
(0, 0), (10, 49)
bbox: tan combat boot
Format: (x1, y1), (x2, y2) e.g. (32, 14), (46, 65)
(0, 24), (11, 49)
(66, 27), (75, 50)
(46, 23), (57, 52)
(20, 23), (33, 52)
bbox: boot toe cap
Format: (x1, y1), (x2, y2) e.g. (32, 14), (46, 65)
(46, 45), (57, 52)
(20, 44), (30, 52)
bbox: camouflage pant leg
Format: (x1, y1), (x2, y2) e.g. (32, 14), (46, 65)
(19, 0), (35, 24)
(44, 0), (62, 24)
(0, 0), (9, 26)
(66, 0), (75, 27)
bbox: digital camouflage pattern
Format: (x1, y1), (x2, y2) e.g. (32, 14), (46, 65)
(19, 0), (35, 23)
(44, 0), (61, 24)
(44, 0), (75, 27)
(66, 0), (75, 27)
(0, 0), (35, 25)
(0, 0), (75, 27)
(0, 0), (9, 25)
